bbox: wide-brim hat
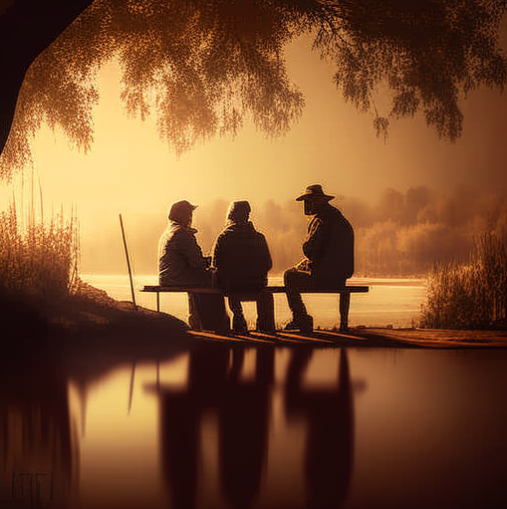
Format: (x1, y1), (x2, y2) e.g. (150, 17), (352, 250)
(296, 184), (334, 201)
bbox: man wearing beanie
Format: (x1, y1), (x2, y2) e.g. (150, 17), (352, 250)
(212, 200), (275, 335)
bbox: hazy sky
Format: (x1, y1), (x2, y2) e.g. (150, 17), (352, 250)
(5, 34), (507, 243)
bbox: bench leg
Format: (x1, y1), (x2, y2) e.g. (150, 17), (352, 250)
(339, 293), (350, 331)
(156, 293), (160, 313)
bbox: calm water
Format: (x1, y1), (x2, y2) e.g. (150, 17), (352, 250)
(2, 346), (507, 509)
(2, 277), (506, 509)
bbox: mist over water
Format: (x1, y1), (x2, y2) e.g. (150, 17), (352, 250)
(79, 184), (507, 280)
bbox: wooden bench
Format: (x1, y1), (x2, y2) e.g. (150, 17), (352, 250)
(140, 284), (369, 327)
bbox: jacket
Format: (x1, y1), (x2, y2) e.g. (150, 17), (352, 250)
(212, 221), (272, 292)
(303, 204), (354, 285)
(158, 222), (209, 286)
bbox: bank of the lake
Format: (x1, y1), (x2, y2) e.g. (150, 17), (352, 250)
(64, 275), (507, 348)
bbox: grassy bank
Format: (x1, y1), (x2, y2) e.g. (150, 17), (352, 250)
(421, 232), (507, 330)
(0, 200), (79, 300)
(0, 187), (82, 339)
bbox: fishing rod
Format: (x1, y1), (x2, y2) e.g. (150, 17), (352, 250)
(119, 213), (138, 311)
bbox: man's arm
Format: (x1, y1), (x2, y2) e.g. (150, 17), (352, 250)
(182, 233), (208, 270)
(302, 217), (325, 261)
(259, 233), (273, 273)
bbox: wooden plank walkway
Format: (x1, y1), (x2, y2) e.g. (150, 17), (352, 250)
(187, 327), (507, 348)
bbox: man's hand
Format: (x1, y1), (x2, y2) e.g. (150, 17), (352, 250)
(295, 259), (311, 272)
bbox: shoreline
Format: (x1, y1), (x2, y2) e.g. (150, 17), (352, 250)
(4, 282), (507, 352)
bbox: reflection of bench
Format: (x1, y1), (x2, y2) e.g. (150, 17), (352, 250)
(140, 284), (369, 327)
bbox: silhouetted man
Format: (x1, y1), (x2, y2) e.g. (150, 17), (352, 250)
(212, 201), (275, 335)
(284, 184), (354, 333)
(158, 200), (229, 333)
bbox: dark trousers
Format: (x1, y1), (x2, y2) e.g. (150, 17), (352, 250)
(227, 291), (275, 333)
(188, 293), (230, 334)
(284, 268), (350, 328)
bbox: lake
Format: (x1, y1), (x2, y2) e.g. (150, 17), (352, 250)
(1, 276), (506, 509)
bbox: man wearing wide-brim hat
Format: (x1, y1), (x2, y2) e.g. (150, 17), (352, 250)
(284, 184), (354, 333)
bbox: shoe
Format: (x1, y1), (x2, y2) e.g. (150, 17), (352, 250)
(232, 315), (248, 335)
(232, 327), (248, 335)
(257, 327), (276, 335)
(300, 315), (313, 334)
(284, 315), (313, 333)
(284, 320), (299, 331)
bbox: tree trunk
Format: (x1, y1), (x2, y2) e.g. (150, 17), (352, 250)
(0, 0), (95, 155)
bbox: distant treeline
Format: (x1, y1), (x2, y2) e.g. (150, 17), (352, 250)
(80, 186), (507, 277)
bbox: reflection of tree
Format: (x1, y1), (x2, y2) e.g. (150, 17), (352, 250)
(2, 1), (506, 178)
(0, 356), (79, 509)
(285, 347), (354, 509)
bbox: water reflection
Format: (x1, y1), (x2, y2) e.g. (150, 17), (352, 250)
(1, 344), (357, 509)
(0, 354), (79, 509)
(9, 343), (507, 509)
(285, 348), (354, 509)
(147, 344), (354, 509)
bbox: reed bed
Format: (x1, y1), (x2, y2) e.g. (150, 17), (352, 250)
(421, 232), (507, 329)
(0, 200), (79, 302)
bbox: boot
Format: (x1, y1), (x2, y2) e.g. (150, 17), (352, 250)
(284, 314), (313, 333)
(232, 314), (249, 335)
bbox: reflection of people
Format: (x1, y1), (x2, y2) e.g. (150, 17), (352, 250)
(149, 342), (274, 509)
(284, 347), (354, 509)
(284, 184), (354, 333)
(154, 343), (230, 509)
(212, 201), (275, 335)
(219, 345), (274, 509)
(158, 200), (229, 333)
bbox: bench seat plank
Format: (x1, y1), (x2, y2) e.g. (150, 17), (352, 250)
(140, 284), (369, 316)
(141, 285), (369, 294)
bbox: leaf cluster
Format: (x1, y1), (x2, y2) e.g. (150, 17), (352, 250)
(1, 0), (506, 179)
(316, 0), (507, 140)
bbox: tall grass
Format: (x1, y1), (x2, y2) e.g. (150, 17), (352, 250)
(421, 232), (507, 329)
(0, 197), (79, 302)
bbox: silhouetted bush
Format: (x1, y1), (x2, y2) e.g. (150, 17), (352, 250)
(0, 199), (79, 301)
(421, 232), (507, 329)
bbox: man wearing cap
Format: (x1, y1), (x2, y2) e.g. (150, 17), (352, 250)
(284, 185), (354, 333)
(158, 200), (229, 333)
(212, 200), (275, 335)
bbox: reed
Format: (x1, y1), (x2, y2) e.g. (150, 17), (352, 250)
(0, 197), (79, 302)
(420, 232), (507, 329)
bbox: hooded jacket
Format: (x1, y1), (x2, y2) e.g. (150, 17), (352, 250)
(212, 221), (272, 292)
(158, 222), (209, 286)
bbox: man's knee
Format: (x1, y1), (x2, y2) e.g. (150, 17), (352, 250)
(284, 267), (299, 287)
